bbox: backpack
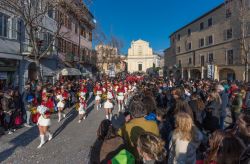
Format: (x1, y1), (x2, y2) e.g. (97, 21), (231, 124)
(107, 149), (135, 164)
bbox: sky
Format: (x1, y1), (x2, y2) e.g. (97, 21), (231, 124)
(89, 0), (224, 55)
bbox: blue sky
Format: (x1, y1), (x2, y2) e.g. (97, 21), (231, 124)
(90, 0), (224, 54)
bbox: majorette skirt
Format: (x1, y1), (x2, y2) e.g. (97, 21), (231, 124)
(95, 95), (101, 101)
(57, 101), (65, 108)
(104, 101), (114, 109)
(79, 106), (86, 114)
(38, 115), (51, 126)
(117, 94), (124, 100)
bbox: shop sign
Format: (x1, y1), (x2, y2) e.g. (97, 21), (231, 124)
(0, 72), (7, 79)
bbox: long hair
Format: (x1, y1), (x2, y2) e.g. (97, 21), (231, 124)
(137, 132), (166, 162)
(217, 134), (245, 164)
(97, 120), (113, 141)
(173, 112), (193, 141)
(209, 91), (222, 105)
(204, 130), (225, 164)
(174, 99), (194, 119)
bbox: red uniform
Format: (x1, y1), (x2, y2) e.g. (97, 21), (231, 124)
(117, 87), (125, 94)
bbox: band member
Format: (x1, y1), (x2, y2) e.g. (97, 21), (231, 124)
(104, 92), (114, 120)
(117, 82), (125, 112)
(56, 90), (65, 122)
(94, 83), (102, 110)
(78, 92), (87, 123)
(37, 105), (52, 148)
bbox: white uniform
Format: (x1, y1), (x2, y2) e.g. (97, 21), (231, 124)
(95, 91), (102, 101)
(56, 95), (65, 108)
(38, 115), (51, 126)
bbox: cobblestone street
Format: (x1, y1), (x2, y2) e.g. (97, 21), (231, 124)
(0, 98), (124, 164)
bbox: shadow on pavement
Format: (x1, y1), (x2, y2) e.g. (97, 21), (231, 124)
(53, 108), (78, 139)
(0, 126), (39, 162)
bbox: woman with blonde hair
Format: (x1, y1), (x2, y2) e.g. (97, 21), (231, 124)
(137, 132), (167, 163)
(168, 112), (202, 164)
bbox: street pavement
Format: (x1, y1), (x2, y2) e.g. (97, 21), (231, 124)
(0, 97), (125, 164)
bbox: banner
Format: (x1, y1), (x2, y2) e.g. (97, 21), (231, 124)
(207, 64), (215, 79)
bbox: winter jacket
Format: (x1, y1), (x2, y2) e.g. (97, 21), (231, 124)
(219, 91), (229, 118)
(1, 94), (15, 113)
(168, 128), (203, 164)
(118, 117), (160, 158)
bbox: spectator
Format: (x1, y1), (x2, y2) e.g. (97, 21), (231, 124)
(1, 90), (15, 134)
(118, 98), (159, 158)
(204, 130), (225, 164)
(137, 132), (167, 163)
(216, 84), (229, 129)
(189, 93), (205, 130)
(156, 107), (172, 149)
(168, 112), (202, 164)
(90, 119), (126, 164)
(216, 134), (245, 164)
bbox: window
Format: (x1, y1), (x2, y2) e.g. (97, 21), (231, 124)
(200, 22), (204, 30)
(138, 46), (143, 55)
(177, 46), (180, 53)
(226, 8), (232, 18)
(178, 60), (182, 67)
(226, 28), (233, 39)
(208, 18), (213, 27)
(188, 29), (191, 36)
(199, 38), (205, 47)
(138, 64), (142, 71)
(227, 50), (234, 65)
(247, 22), (250, 35)
(89, 32), (92, 41)
(201, 56), (205, 66)
(177, 34), (180, 41)
(208, 53), (214, 63)
(11, 18), (17, 39)
(187, 42), (192, 50)
(48, 5), (53, 18)
(207, 35), (213, 45)
(0, 13), (9, 37)
(75, 24), (78, 34)
(189, 58), (192, 64)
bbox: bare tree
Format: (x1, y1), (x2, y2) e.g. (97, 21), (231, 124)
(233, 0), (250, 81)
(0, 0), (66, 81)
(0, 0), (89, 81)
(224, 0), (250, 81)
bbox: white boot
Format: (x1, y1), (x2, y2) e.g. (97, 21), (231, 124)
(106, 115), (109, 119)
(46, 132), (53, 141)
(122, 104), (124, 111)
(109, 114), (112, 121)
(118, 104), (121, 112)
(37, 135), (45, 149)
(58, 112), (61, 122)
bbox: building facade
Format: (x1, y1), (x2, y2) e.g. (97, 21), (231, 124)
(0, 0), (96, 91)
(95, 44), (119, 74)
(0, 6), (25, 91)
(127, 39), (160, 73)
(165, 0), (250, 81)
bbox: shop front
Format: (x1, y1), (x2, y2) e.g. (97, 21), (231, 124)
(0, 58), (19, 90)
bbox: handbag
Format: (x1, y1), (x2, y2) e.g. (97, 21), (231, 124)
(14, 115), (22, 126)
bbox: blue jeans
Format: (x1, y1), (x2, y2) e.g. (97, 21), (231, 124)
(220, 116), (225, 130)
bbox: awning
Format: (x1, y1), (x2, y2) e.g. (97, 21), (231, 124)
(59, 68), (82, 76)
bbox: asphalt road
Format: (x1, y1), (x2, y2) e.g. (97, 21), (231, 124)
(0, 98), (125, 164)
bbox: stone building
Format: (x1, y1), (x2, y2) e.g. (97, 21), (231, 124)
(95, 44), (120, 74)
(165, 0), (250, 81)
(127, 39), (160, 73)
